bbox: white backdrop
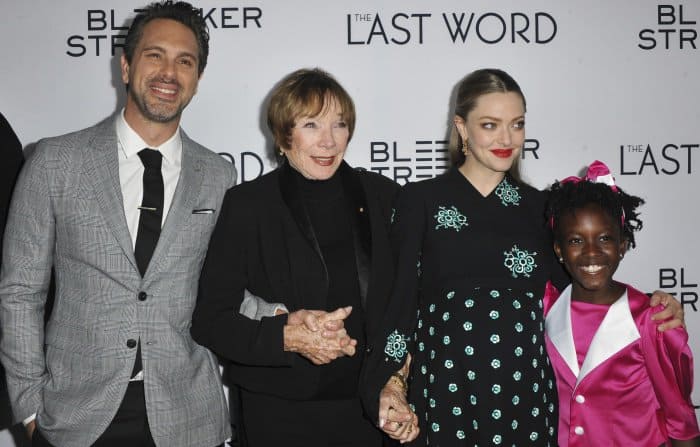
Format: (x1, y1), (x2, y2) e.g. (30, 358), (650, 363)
(1, 0), (698, 444)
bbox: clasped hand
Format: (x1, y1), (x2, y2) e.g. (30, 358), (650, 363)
(283, 306), (357, 365)
(378, 356), (419, 443)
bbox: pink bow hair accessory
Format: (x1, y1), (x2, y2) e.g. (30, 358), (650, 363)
(551, 160), (624, 229)
(560, 160), (618, 192)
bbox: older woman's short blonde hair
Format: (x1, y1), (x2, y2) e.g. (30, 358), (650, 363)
(267, 68), (356, 152)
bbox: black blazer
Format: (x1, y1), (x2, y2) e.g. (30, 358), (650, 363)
(192, 161), (399, 400)
(0, 112), (23, 430)
(0, 112), (23, 257)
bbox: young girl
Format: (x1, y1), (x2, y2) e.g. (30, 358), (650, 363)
(544, 160), (700, 447)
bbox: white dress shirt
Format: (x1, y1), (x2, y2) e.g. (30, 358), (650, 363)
(117, 110), (181, 382)
(116, 109), (182, 247)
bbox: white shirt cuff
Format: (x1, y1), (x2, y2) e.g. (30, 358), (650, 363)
(22, 413), (36, 426)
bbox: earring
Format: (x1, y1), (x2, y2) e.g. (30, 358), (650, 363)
(619, 253), (624, 259)
(558, 257), (563, 263)
(462, 141), (469, 156)
(279, 149), (284, 157)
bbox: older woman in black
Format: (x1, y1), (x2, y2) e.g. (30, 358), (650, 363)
(191, 68), (399, 446)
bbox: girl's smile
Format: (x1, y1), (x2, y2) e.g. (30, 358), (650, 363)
(554, 203), (627, 305)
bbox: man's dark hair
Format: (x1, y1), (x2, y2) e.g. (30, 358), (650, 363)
(124, 1), (209, 75)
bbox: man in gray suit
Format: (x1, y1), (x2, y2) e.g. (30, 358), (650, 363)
(0, 2), (233, 446)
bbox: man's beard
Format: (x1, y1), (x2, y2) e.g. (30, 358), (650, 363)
(129, 84), (190, 123)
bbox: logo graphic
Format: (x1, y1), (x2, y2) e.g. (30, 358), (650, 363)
(346, 10), (557, 45)
(619, 143), (698, 175)
(638, 4), (697, 50)
(218, 151), (267, 184)
(66, 7), (263, 57)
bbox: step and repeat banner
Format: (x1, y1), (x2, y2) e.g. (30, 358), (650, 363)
(1, 0), (698, 443)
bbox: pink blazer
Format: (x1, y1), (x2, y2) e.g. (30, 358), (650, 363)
(543, 282), (699, 447)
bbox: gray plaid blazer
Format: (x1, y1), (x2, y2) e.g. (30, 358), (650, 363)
(0, 116), (235, 446)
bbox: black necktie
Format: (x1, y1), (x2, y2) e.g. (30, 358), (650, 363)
(134, 148), (164, 277)
(131, 148), (163, 378)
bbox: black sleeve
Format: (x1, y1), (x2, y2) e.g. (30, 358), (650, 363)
(0, 112), (24, 255)
(360, 182), (425, 420)
(191, 187), (293, 367)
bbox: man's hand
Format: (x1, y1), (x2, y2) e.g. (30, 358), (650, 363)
(25, 420), (36, 440)
(650, 290), (685, 331)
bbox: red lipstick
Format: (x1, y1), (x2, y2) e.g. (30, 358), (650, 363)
(491, 149), (513, 158)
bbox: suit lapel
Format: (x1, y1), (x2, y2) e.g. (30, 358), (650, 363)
(339, 163), (370, 310)
(545, 285), (579, 377)
(145, 131), (204, 279)
(546, 285), (641, 386)
(86, 117), (139, 271)
(578, 289), (639, 382)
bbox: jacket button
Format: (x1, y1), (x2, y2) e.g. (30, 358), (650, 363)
(138, 291), (147, 301)
(126, 339), (137, 348)
(575, 394), (585, 404)
(365, 346), (373, 354)
(574, 426), (584, 435)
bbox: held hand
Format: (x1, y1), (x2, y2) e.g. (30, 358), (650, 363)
(286, 307), (357, 357)
(287, 306), (351, 335)
(650, 290), (685, 331)
(283, 307), (357, 364)
(378, 356), (419, 443)
(378, 381), (419, 443)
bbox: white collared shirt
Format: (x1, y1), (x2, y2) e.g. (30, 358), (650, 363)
(116, 109), (182, 247)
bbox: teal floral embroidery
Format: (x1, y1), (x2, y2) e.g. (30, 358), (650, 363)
(434, 205), (468, 231)
(503, 244), (538, 278)
(390, 208), (396, 223)
(384, 330), (409, 363)
(495, 177), (521, 206)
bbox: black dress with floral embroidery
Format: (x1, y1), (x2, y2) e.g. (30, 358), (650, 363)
(361, 168), (560, 446)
